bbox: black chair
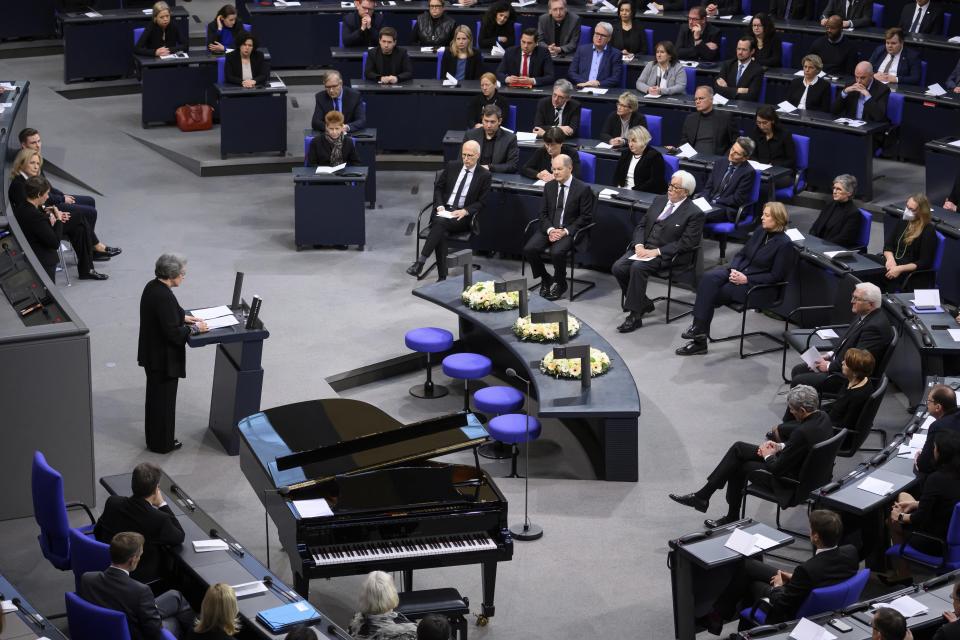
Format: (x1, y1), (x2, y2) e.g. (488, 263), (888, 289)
(413, 201), (481, 281)
(619, 240), (703, 324)
(779, 279), (859, 383)
(740, 428), (847, 537)
(834, 376), (888, 456)
(520, 218), (596, 301)
(899, 230), (946, 293)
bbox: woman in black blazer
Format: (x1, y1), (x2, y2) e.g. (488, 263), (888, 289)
(441, 25), (482, 81)
(785, 54), (832, 112)
(611, 0), (646, 55)
(809, 173), (863, 248)
(479, 2), (516, 50)
(600, 91), (647, 146)
(308, 111), (362, 166)
(613, 126), (667, 194)
(13, 178), (64, 282)
(748, 13), (781, 68)
(467, 72), (510, 128)
(206, 4), (248, 55)
(134, 1), (185, 57)
(521, 128), (581, 180)
(749, 105), (795, 189)
(225, 34), (269, 87)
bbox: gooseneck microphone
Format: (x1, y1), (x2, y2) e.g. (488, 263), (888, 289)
(505, 368), (543, 541)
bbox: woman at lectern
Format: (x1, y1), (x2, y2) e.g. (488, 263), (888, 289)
(348, 571), (418, 640)
(134, 1), (185, 58)
(225, 34), (270, 88)
(308, 111), (361, 167)
(138, 254), (208, 454)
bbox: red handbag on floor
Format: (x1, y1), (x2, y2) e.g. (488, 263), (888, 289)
(175, 104), (213, 132)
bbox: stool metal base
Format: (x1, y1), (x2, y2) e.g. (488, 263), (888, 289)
(509, 521), (543, 541)
(409, 382), (449, 399)
(477, 441), (513, 460)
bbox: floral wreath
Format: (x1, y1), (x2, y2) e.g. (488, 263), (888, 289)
(513, 314), (582, 343)
(540, 347), (612, 379)
(461, 280), (519, 312)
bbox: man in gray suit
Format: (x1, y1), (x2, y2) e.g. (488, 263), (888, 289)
(538, 0), (582, 57)
(463, 105), (519, 174)
(611, 170), (704, 332)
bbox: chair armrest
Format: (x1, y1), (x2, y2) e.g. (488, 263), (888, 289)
(571, 221), (595, 244)
(66, 501), (96, 526)
(901, 268), (936, 291)
(523, 217), (539, 236)
(743, 280), (788, 308)
(470, 208), (481, 235)
(162, 629), (178, 640)
(903, 530), (947, 559)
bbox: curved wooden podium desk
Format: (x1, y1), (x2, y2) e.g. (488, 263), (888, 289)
(413, 271), (641, 482)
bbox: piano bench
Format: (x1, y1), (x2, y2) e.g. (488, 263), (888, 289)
(396, 588), (470, 640)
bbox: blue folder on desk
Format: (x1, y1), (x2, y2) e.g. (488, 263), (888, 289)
(256, 601), (321, 632)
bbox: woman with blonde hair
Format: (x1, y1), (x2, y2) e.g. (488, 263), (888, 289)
(190, 583), (239, 639)
(878, 193), (938, 291)
(134, 1), (185, 58)
(348, 571), (417, 640)
(442, 25), (481, 81)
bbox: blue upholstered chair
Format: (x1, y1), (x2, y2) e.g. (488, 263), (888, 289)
(774, 134), (809, 200)
(759, 76), (767, 103)
(66, 592), (177, 640)
(506, 104), (517, 131)
(338, 21), (344, 47)
(944, 12), (952, 36)
(69, 528), (111, 592)
(872, 3), (884, 26)
(487, 414), (542, 477)
(920, 60), (928, 89)
(781, 41), (794, 68)
(684, 66), (696, 95)
(133, 27), (144, 46)
(474, 386), (525, 465)
(32, 451), (96, 571)
(579, 107), (592, 139)
(855, 208), (872, 252)
(579, 24), (591, 46)
(578, 150), (596, 183)
(646, 114), (663, 146)
(217, 57), (225, 84)
(442, 353), (493, 412)
(405, 328), (454, 399)
(878, 92), (904, 158)
(885, 502), (960, 573)
(435, 49), (444, 80)
(662, 153), (680, 185)
(644, 28), (654, 55)
(740, 569), (870, 626)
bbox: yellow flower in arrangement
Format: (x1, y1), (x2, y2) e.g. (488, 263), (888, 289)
(512, 314), (582, 343)
(461, 281), (520, 311)
(540, 347), (611, 379)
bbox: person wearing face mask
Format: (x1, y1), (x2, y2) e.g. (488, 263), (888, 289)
(307, 111), (361, 167)
(875, 193), (938, 291)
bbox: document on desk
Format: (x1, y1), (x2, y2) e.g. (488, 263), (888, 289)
(232, 581), (268, 598)
(723, 528), (778, 556)
(579, 87), (608, 95)
(816, 328), (839, 340)
(926, 83), (947, 96)
(594, 142), (613, 149)
(823, 250), (853, 259)
(679, 60), (699, 67)
(191, 305), (233, 321)
(692, 197), (712, 212)
(204, 315), (240, 330)
(532, 180), (546, 187)
(442, 72), (458, 86)
(874, 595), (928, 618)
(192, 539), (230, 552)
(785, 228), (804, 242)
(641, 92), (662, 98)
(677, 143), (698, 158)
(598, 188), (619, 199)
(316, 163), (347, 174)
(712, 94), (729, 105)
(949, 36), (960, 43)
(912, 289), (941, 308)
(799, 346), (822, 370)
(948, 329), (960, 342)
(857, 477), (894, 495)
(292, 498), (334, 518)
(512, 0), (536, 6)
(920, 414), (936, 430)
(777, 100), (798, 114)
(84, 11), (102, 17)
(491, 43), (506, 56)
(1, 600), (16, 613)
(789, 617), (837, 640)
(516, 132), (538, 143)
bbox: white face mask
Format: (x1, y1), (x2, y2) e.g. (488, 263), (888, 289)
(903, 208), (916, 221)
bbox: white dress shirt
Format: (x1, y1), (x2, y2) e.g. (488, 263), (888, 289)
(446, 166), (475, 209)
(798, 76), (819, 110)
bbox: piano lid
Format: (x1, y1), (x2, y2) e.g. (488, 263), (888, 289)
(238, 399), (489, 490)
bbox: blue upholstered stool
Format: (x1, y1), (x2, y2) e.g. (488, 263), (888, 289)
(487, 413), (541, 478)
(441, 353), (492, 412)
(473, 386), (525, 461)
(405, 327), (454, 399)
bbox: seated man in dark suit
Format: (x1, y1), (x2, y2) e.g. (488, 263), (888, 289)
(809, 16), (857, 76)
(537, 0), (582, 57)
(523, 154), (594, 300)
(364, 27), (413, 84)
(312, 70), (366, 133)
(342, 0), (382, 47)
(463, 104), (519, 174)
(533, 79), (582, 138)
(94, 463), (185, 583)
(568, 22), (622, 89)
(916, 385), (960, 475)
(406, 141), (491, 281)
(678, 86), (737, 156)
(821, 0), (873, 28)
(899, 0), (943, 36)
(769, 0), (814, 21)
(676, 6), (721, 62)
(496, 28), (555, 88)
(79, 532), (194, 640)
(869, 28), (921, 86)
(714, 36), (764, 102)
(789, 281), (893, 393)
(698, 137), (756, 223)
(612, 170), (704, 333)
(833, 61), (890, 120)
(671, 385), (834, 527)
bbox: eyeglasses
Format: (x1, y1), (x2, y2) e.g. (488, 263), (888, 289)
(667, 184), (684, 191)
(850, 296), (866, 303)
(694, 96), (709, 102)
(461, 152), (478, 158)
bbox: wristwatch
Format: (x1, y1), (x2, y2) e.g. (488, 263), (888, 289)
(897, 512), (904, 523)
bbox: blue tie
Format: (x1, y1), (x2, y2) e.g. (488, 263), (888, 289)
(855, 94), (865, 119)
(736, 63), (744, 84)
(335, 97), (341, 113)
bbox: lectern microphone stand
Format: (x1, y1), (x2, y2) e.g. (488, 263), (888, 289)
(505, 367), (543, 541)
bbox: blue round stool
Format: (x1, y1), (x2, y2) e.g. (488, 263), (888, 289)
(488, 413), (542, 478)
(405, 327), (454, 399)
(442, 353), (492, 412)
(473, 386), (525, 461)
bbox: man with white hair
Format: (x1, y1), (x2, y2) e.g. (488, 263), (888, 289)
(611, 170), (704, 333)
(533, 79), (582, 138)
(568, 22), (622, 89)
(789, 281), (894, 392)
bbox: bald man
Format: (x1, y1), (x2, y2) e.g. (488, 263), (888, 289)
(809, 16), (856, 76)
(832, 61), (890, 123)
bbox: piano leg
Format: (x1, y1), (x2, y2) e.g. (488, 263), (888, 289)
(480, 561), (497, 620)
(401, 569), (414, 592)
(294, 572), (310, 598)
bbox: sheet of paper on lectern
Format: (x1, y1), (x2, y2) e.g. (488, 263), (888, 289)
(204, 315), (239, 330)
(789, 617), (836, 640)
(315, 163), (346, 174)
(191, 305), (232, 321)
(857, 477), (893, 495)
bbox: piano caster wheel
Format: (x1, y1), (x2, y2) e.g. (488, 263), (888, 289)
(475, 615), (488, 627)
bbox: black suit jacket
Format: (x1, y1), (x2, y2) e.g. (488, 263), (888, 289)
(134, 23), (185, 57)
(521, 144), (581, 179)
(364, 47), (414, 83)
(785, 77), (832, 112)
(94, 495), (185, 583)
(631, 196), (704, 261)
(342, 10), (383, 47)
(539, 177), (594, 235)
(764, 410), (835, 481)
(700, 157), (755, 215)
(730, 230), (793, 285)
(714, 58), (764, 102)
(916, 410), (960, 474)
(441, 52), (482, 80)
(13, 202), (63, 269)
(533, 97), (582, 134)
(832, 79), (890, 123)
(466, 92), (511, 128)
(821, 0), (874, 27)
(829, 307), (894, 374)
(675, 23), (721, 62)
(137, 279), (190, 379)
(680, 109), (737, 156)
(769, 0), (814, 21)
(79, 567), (165, 640)
(809, 36), (857, 76)
(899, 2), (944, 34)
(433, 162), (492, 216)
(809, 199), (862, 248)
(312, 86), (366, 132)
(934, 620), (960, 640)
(307, 135), (361, 167)
(755, 33), (782, 68)
(600, 111), (647, 142)
(911, 468), (960, 545)
(613, 146), (668, 194)
(495, 45), (555, 86)
(224, 49), (269, 86)
(766, 544), (860, 623)
(8, 173), (28, 209)
(464, 128), (520, 173)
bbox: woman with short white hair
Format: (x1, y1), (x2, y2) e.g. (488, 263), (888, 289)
(348, 572), (417, 640)
(612, 126), (667, 194)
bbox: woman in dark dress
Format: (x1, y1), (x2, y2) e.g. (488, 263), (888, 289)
(611, 0), (646, 56)
(879, 193), (939, 291)
(189, 583), (239, 640)
(521, 127), (581, 180)
(134, 1), (185, 58)
(785, 54), (831, 112)
(206, 4), (248, 55)
(748, 13), (781, 68)
(441, 25), (481, 81)
(600, 91), (647, 146)
(479, 2), (516, 50)
(809, 174), (863, 249)
(12, 176), (65, 282)
(467, 72), (510, 128)
(225, 34), (269, 87)
(612, 126), (667, 194)
(308, 111), (361, 166)
(749, 105), (795, 189)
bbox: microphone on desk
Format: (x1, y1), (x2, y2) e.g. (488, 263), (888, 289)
(169, 484), (196, 511)
(505, 367), (542, 542)
(209, 528), (245, 557)
(11, 598), (44, 627)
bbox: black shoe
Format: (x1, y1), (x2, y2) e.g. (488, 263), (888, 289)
(704, 515), (738, 529)
(406, 261), (424, 277)
(538, 278), (553, 297)
(92, 252), (111, 262)
(669, 493), (708, 513)
(78, 270), (108, 280)
(640, 298), (656, 315)
(437, 275), (447, 282)
(696, 610), (724, 636)
(172, 439), (182, 450)
(545, 281), (567, 301)
(102, 246), (122, 257)
(876, 573), (913, 587)
(681, 323), (705, 340)
(676, 340), (707, 356)
(617, 313), (643, 333)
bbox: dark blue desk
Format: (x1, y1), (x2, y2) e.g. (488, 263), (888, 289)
(246, 2), (337, 68)
(0, 574), (69, 639)
(137, 51), (221, 127)
(303, 128), (378, 206)
(292, 166), (368, 250)
(896, 90), (960, 163)
(60, 7), (190, 83)
(0, 0), (57, 41)
(215, 82), (288, 158)
(925, 137), (960, 205)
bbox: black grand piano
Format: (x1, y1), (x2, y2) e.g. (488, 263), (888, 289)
(238, 398), (513, 622)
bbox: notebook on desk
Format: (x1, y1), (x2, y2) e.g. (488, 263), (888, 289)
(256, 601), (322, 632)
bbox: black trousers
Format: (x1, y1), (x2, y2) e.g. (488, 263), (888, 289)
(42, 262), (57, 282)
(145, 370), (179, 453)
(701, 441), (774, 519)
(420, 214), (471, 277)
(611, 251), (666, 312)
(712, 557), (778, 621)
(156, 589), (195, 639)
(691, 268), (745, 332)
(789, 363), (846, 394)
(62, 215), (96, 276)
(523, 232), (573, 284)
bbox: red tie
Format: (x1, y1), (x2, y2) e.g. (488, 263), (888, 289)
(521, 53), (529, 77)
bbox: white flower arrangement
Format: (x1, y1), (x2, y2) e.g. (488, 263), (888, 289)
(513, 314), (582, 343)
(540, 347), (612, 379)
(461, 280), (519, 312)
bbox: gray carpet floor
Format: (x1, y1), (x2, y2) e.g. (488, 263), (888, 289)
(0, 16), (928, 639)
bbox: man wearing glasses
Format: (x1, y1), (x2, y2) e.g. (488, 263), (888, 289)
(311, 70), (366, 133)
(342, 0), (382, 48)
(412, 0), (455, 49)
(915, 385), (960, 476)
(568, 22), (622, 89)
(406, 141), (491, 281)
(697, 137), (756, 223)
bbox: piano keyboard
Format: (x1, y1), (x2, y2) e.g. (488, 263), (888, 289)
(311, 533), (497, 566)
